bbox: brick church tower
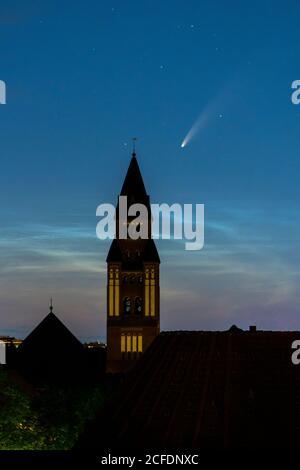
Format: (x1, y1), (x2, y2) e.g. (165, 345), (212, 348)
(106, 151), (160, 373)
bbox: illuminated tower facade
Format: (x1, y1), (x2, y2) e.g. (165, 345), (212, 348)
(106, 152), (160, 373)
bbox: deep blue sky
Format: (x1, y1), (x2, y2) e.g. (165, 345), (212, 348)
(0, 0), (300, 341)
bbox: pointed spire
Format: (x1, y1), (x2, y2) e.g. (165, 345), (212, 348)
(120, 144), (148, 199)
(132, 137), (137, 156)
(49, 298), (53, 314)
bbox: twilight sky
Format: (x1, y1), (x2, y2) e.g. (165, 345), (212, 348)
(0, 0), (300, 341)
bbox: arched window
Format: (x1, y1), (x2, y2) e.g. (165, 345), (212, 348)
(123, 297), (131, 315)
(135, 297), (142, 315)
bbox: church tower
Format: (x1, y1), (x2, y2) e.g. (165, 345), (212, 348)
(106, 151), (160, 373)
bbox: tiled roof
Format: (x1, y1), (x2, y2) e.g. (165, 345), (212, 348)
(77, 329), (300, 449)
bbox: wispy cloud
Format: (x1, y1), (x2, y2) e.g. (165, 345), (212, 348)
(0, 203), (300, 339)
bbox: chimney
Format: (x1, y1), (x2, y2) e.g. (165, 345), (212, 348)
(249, 325), (257, 332)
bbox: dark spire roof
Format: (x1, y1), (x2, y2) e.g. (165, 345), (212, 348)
(17, 310), (84, 384)
(120, 154), (148, 198)
(228, 324), (243, 333)
(106, 151), (160, 265)
(106, 239), (160, 264)
(106, 238), (122, 262)
(144, 239), (160, 263)
(20, 311), (83, 351)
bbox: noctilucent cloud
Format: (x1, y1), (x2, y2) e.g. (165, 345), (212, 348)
(0, 0), (300, 341)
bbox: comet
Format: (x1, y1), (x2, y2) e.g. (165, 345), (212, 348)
(180, 108), (213, 148)
(180, 97), (221, 148)
(180, 83), (232, 148)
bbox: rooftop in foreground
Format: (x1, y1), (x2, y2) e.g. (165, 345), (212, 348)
(78, 327), (300, 449)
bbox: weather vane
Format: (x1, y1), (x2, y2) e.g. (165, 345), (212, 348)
(50, 297), (53, 313)
(132, 137), (137, 154)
